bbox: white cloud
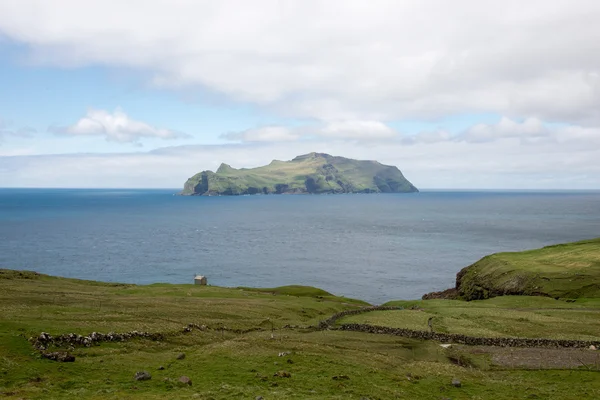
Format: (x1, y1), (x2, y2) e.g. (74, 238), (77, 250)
(2, 120), (600, 189)
(460, 117), (547, 143)
(319, 120), (396, 139)
(223, 120), (398, 142)
(222, 126), (301, 142)
(52, 108), (189, 144)
(1, 1), (599, 123)
(0, 118), (36, 143)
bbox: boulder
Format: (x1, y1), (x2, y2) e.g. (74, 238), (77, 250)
(178, 376), (192, 386)
(134, 371), (151, 381)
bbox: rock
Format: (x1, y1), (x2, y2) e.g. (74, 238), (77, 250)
(157, 366), (165, 370)
(287, 359), (294, 364)
(178, 376), (192, 386)
(278, 351), (290, 357)
(274, 370), (291, 378)
(332, 375), (350, 380)
(134, 371), (151, 381)
(176, 353), (186, 360)
(256, 397), (264, 400)
(451, 378), (461, 388)
(41, 351), (75, 362)
(439, 344), (452, 349)
(589, 345), (597, 351)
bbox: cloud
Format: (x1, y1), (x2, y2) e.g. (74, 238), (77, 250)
(51, 108), (189, 144)
(2, 120), (600, 189)
(398, 117), (600, 147)
(222, 126), (301, 142)
(0, 118), (36, 143)
(319, 120), (397, 139)
(222, 120), (398, 142)
(1, 1), (599, 123)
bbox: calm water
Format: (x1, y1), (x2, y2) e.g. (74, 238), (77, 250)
(1, 188), (599, 303)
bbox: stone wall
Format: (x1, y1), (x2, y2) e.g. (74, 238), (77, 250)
(318, 306), (403, 329)
(336, 323), (600, 349)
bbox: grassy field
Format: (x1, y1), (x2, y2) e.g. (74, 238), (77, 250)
(456, 238), (600, 300)
(2, 269), (600, 399)
(340, 296), (600, 341)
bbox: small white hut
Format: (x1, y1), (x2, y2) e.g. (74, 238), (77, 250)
(194, 275), (207, 285)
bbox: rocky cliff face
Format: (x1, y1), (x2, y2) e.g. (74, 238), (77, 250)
(180, 152), (418, 196)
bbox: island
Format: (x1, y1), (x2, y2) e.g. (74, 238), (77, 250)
(180, 152), (418, 196)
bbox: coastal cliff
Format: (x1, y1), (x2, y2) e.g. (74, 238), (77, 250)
(181, 152), (418, 196)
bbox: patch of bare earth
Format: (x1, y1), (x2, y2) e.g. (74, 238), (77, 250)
(465, 346), (600, 369)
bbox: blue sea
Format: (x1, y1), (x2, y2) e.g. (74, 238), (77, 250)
(1, 188), (599, 304)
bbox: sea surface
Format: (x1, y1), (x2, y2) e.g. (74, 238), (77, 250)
(1, 188), (599, 304)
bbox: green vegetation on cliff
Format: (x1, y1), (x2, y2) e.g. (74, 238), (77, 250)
(455, 238), (600, 301)
(181, 152), (418, 195)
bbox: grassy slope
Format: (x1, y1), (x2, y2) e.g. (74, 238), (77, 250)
(181, 152), (417, 195)
(342, 296), (600, 341)
(456, 238), (600, 300)
(2, 270), (600, 399)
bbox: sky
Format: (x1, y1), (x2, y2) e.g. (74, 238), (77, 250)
(1, 0), (599, 189)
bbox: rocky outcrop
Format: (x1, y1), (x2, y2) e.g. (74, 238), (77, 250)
(421, 288), (458, 300)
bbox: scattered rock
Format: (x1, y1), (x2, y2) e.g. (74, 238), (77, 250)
(589, 345), (597, 351)
(157, 366), (165, 370)
(406, 373), (421, 382)
(278, 351), (290, 357)
(176, 353), (186, 360)
(274, 370), (291, 378)
(134, 371), (151, 381)
(41, 351), (75, 362)
(451, 378), (461, 388)
(332, 375), (350, 380)
(178, 376), (192, 386)
(439, 344), (453, 349)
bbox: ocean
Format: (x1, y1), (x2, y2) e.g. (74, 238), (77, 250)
(1, 188), (599, 304)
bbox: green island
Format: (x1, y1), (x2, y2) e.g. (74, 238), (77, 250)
(181, 152), (418, 196)
(2, 239), (600, 399)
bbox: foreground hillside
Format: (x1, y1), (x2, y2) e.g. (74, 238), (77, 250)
(181, 152), (418, 195)
(454, 238), (600, 300)
(1, 267), (600, 399)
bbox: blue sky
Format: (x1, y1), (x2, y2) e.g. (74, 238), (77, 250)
(1, 0), (599, 188)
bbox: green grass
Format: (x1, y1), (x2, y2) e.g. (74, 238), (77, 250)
(340, 296), (600, 341)
(456, 238), (600, 300)
(2, 269), (600, 399)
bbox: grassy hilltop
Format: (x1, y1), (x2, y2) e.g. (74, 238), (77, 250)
(455, 238), (600, 300)
(181, 152), (418, 195)
(2, 239), (600, 399)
